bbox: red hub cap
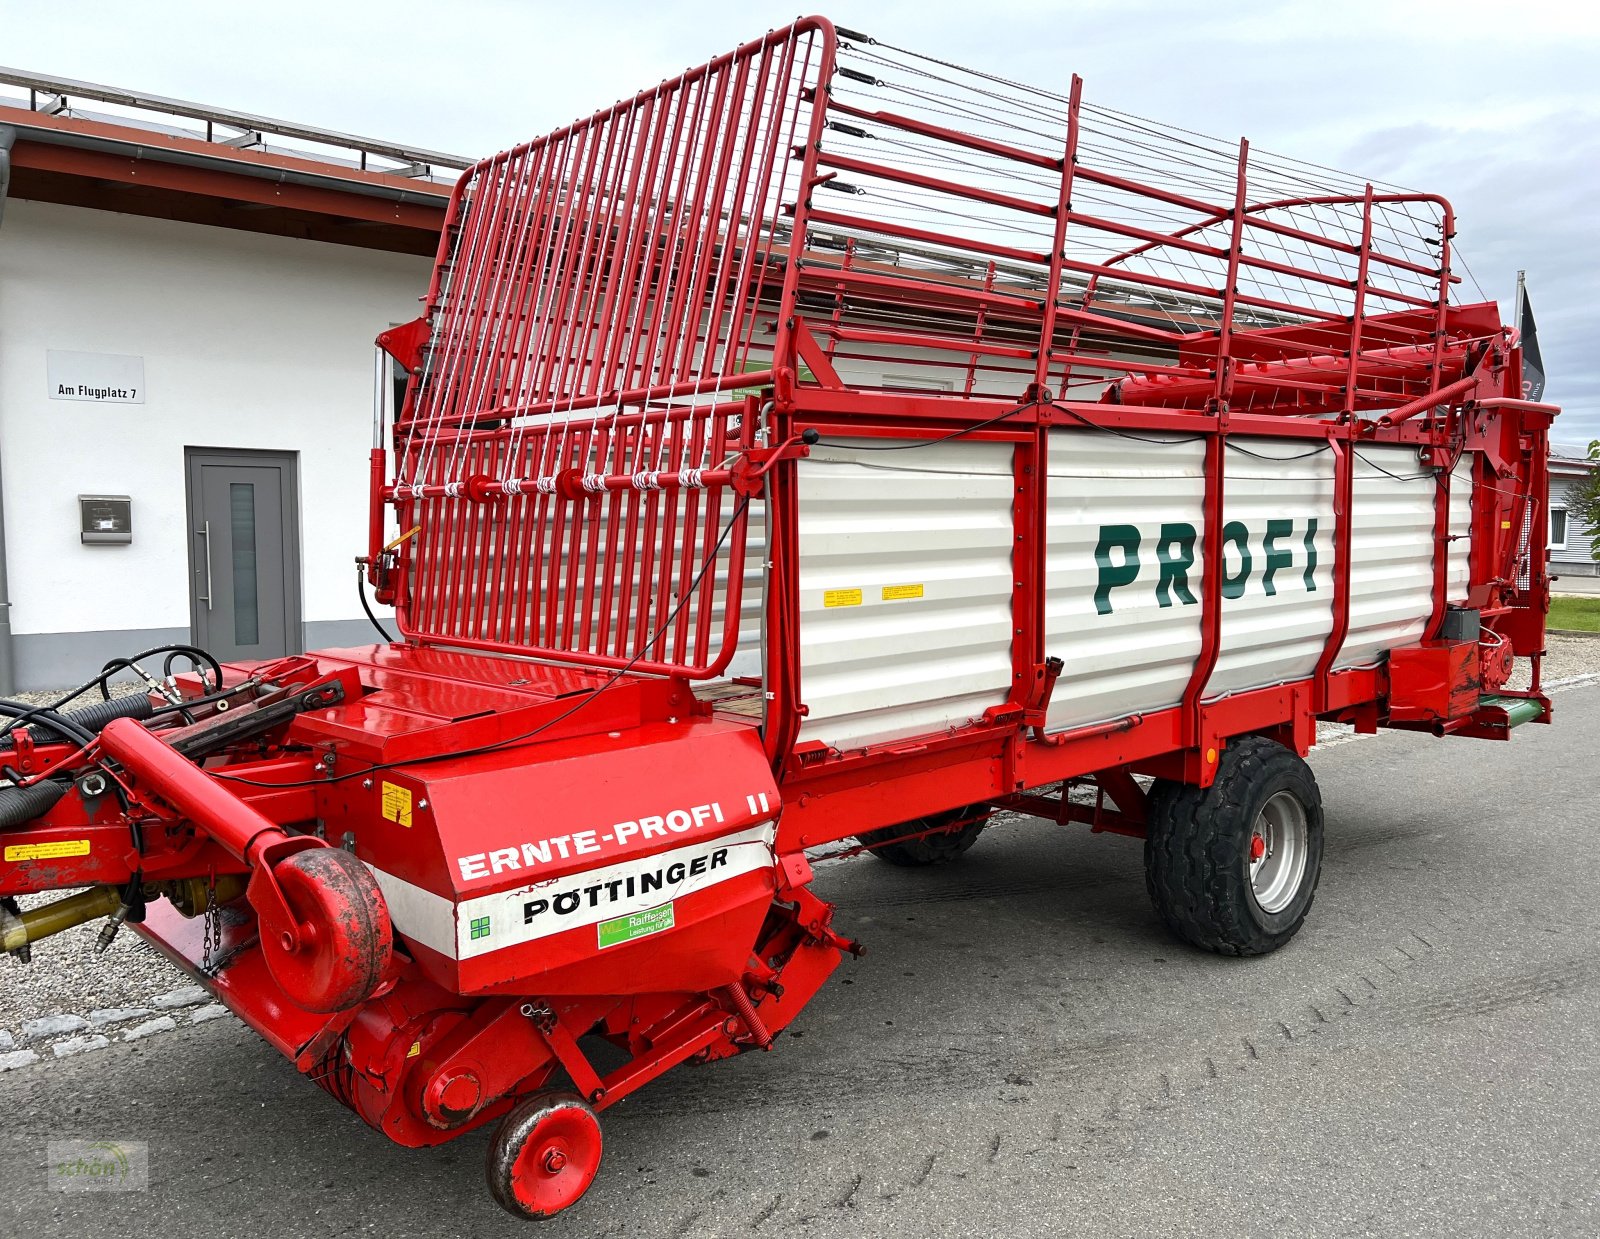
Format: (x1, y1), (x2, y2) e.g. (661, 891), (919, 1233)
(490, 1095), (603, 1219)
(1249, 834), (1267, 862)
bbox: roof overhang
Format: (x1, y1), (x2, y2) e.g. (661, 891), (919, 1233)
(0, 106), (457, 255)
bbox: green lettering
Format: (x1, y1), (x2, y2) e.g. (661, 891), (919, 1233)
(1093, 524), (1142, 616)
(1221, 521), (1252, 600)
(1155, 522), (1198, 607)
(1262, 519), (1293, 597)
(1303, 518), (1318, 592)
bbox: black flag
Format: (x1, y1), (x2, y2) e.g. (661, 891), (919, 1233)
(1517, 272), (1546, 401)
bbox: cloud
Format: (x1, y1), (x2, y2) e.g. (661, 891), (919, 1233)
(1341, 113), (1600, 441)
(5, 0), (1595, 436)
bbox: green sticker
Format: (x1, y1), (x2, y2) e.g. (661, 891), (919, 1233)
(598, 903), (675, 949)
(469, 916), (492, 941)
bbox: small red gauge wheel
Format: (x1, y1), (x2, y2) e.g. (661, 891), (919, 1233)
(486, 1091), (603, 1219)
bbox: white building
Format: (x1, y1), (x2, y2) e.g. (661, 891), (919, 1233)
(0, 71), (465, 690)
(1549, 443), (1597, 579)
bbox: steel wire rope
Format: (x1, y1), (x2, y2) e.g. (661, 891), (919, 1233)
(829, 74), (1065, 149)
(847, 42), (1071, 125)
(1081, 101), (1415, 198)
(839, 57), (1070, 136)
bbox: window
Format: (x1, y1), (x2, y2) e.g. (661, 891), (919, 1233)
(1550, 506), (1569, 550)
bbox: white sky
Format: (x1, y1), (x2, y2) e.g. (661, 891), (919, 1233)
(5, 0), (1597, 441)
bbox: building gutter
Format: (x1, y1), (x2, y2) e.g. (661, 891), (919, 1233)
(1, 109), (460, 211)
(0, 123), (15, 692)
(0, 66), (469, 171)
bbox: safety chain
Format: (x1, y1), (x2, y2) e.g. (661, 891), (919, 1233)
(200, 867), (222, 975)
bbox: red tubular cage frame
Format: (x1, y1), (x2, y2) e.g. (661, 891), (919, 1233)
(376, 16), (1541, 695)
(383, 20), (837, 676)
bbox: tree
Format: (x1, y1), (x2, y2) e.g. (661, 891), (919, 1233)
(1573, 440), (1600, 562)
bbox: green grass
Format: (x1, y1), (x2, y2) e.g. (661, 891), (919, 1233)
(1548, 595), (1600, 632)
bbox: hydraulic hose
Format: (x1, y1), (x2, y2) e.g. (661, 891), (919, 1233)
(0, 692), (154, 751)
(0, 702), (96, 750)
(0, 777), (69, 828)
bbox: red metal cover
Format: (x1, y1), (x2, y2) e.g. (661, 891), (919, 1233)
(1388, 641), (1481, 724)
(352, 719), (781, 995)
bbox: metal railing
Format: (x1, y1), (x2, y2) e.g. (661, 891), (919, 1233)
(391, 19), (833, 674)
(0, 66), (471, 181)
(386, 18), (1490, 675)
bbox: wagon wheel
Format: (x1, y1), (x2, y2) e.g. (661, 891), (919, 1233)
(856, 804), (992, 867)
(1144, 737), (1324, 956)
(485, 1090), (603, 1220)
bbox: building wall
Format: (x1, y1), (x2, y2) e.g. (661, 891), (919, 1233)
(1549, 471), (1598, 575)
(0, 198), (432, 688)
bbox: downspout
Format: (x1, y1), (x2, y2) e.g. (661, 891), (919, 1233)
(0, 125), (16, 693)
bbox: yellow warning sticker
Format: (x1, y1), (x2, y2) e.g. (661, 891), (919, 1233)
(4, 839), (90, 863)
(381, 782), (414, 827)
(823, 588), (863, 608)
(1501, 520), (1512, 529)
(406, 1041), (421, 1059)
(882, 583), (925, 601)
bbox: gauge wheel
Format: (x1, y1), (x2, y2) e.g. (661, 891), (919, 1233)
(485, 1090), (603, 1220)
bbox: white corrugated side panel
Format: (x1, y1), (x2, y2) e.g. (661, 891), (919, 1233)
(1335, 444), (1437, 668)
(1447, 453), (1474, 604)
(1205, 438), (1337, 697)
(1044, 430), (1206, 732)
(795, 439), (1015, 749)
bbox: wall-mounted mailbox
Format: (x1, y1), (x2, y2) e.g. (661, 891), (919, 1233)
(79, 494), (132, 544)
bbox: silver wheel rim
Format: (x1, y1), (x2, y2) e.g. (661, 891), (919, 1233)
(1247, 790), (1309, 914)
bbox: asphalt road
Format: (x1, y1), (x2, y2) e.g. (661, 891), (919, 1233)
(3, 686), (1598, 1238)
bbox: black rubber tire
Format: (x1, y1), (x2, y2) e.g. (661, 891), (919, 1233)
(1144, 737), (1324, 956)
(857, 805), (991, 867)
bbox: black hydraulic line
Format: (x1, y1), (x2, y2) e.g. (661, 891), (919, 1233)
(0, 702), (97, 749)
(0, 642), (219, 752)
(358, 569), (395, 644)
(0, 778), (68, 828)
(96, 644), (223, 700)
(0, 692), (154, 751)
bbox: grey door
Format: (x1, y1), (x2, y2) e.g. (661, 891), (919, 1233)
(185, 449), (302, 662)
